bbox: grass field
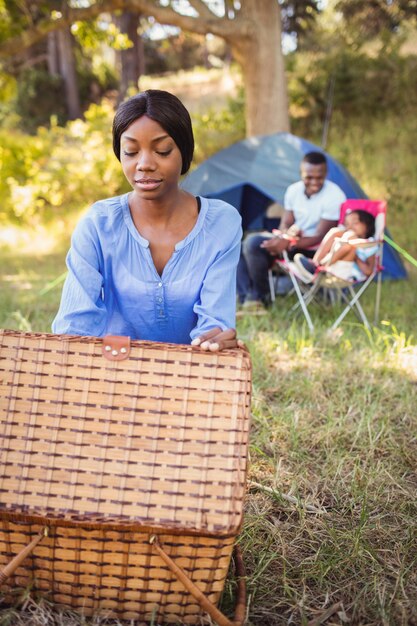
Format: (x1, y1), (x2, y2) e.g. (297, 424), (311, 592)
(1, 228), (416, 626)
(1, 70), (417, 626)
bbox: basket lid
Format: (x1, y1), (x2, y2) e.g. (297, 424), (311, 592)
(0, 331), (251, 536)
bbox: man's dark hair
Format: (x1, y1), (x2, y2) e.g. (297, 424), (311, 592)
(302, 151), (327, 166)
(112, 89), (194, 175)
(351, 209), (376, 238)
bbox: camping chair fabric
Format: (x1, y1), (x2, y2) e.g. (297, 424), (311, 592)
(271, 199), (387, 331)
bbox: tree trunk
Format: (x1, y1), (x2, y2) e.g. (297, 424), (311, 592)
(116, 12), (144, 102)
(231, 0), (290, 136)
(47, 32), (59, 75)
(57, 27), (81, 120)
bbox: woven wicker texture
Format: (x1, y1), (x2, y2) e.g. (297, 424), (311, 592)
(0, 330), (251, 623)
(0, 520), (235, 623)
(0, 330), (251, 535)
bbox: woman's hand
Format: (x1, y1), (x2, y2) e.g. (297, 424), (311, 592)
(191, 327), (244, 352)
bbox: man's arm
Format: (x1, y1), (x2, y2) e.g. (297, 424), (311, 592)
(277, 210), (295, 233)
(260, 210), (296, 255)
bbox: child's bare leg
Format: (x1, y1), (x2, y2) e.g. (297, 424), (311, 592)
(327, 243), (356, 264)
(313, 229), (340, 263)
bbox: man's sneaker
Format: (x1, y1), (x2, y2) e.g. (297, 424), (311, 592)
(293, 254), (317, 283)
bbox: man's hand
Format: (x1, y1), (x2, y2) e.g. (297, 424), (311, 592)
(260, 235), (292, 256)
(191, 327), (244, 352)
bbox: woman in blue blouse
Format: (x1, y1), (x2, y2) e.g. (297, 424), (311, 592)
(52, 90), (242, 351)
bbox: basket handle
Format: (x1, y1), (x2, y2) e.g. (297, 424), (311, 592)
(150, 535), (246, 626)
(0, 528), (247, 626)
(0, 527), (48, 586)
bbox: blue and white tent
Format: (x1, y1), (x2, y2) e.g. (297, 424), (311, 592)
(182, 132), (406, 280)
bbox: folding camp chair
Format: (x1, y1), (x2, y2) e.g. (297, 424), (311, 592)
(270, 199), (387, 331)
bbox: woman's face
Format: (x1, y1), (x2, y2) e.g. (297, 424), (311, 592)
(120, 115), (183, 200)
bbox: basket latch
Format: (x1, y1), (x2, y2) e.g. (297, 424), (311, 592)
(102, 335), (131, 361)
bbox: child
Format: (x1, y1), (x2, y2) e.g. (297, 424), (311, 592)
(293, 209), (378, 283)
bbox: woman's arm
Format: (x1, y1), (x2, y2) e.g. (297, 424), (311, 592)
(190, 210), (242, 351)
(52, 217), (108, 336)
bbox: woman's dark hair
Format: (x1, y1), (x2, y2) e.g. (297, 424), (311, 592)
(112, 89), (194, 175)
(350, 209), (376, 238)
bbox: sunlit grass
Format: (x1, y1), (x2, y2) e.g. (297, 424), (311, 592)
(1, 236), (416, 624)
(140, 65), (242, 114)
(234, 306), (417, 625)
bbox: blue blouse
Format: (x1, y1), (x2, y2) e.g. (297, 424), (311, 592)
(52, 193), (242, 344)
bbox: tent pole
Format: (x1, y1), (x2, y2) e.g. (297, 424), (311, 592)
(321, 74), (335, 150)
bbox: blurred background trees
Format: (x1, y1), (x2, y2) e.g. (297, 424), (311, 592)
(0, 0), (416, 230)
(1, 1), (415, 134)
(0, 0), (324, 134)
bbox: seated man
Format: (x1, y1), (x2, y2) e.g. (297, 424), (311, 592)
(239, 151), (347, 308)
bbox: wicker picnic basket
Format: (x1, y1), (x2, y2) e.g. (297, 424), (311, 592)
(0, 329), (252, 625)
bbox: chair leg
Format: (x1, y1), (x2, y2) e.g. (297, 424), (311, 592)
(288, 279), (322, 318)
(337, 286), (369, 327)
(287, 270), (314, 332)
(331, 278), (373, 330)
(374, 272), (382, 325)
(268, 269), (276, 303)
(347, 285), (371, 329)
(303, 281), (322, 307)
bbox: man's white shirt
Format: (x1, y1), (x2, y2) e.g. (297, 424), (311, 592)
(284, 179), (347, 236)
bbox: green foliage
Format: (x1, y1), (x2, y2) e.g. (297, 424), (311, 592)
(10, 60), (118, 132)
(0, 101), (127, 225)
(0, 83), (245, 226)
(75, 62), (119, 111)
(335, 0), (417, 38)
(280, 0), (321, 39)
(71, 19), (133, 52)
(191, 88), (245, 165)
(0, 72), (19, 127)
(288, 44), (417, 131)
(144, 32), (216, 75)
(14, 68), (67, 132)
(0, 0), (27, 42)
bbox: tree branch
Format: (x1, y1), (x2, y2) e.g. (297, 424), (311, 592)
(0, 0), (127, 57)
(186, 0), (217, 21)
(135, 1), (252, 40)
(0, 0), (253, 59)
